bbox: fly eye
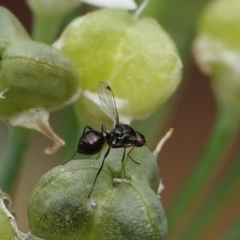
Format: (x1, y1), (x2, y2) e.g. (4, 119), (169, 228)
(136, 132), (147, 145)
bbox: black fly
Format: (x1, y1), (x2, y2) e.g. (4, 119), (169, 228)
(69, 81), (146, 197)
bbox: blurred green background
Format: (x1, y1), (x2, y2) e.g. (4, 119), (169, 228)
(0, 0), (239, 239)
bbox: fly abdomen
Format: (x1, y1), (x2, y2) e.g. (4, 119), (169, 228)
(78, 130), (105, 155)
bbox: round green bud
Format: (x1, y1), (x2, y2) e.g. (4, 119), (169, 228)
(199, 0), (240, 49)
(54, 9), (182, 126)
(0, 191), (15, 240)
(193, 0), (240, 110)
(0, 40), (80, 118)
(0, 6), (30, 54)
(28, 146), (167, 240)
(0, 208), (14, 240)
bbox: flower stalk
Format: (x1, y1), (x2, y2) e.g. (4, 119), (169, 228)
(223, 216), (240, 240)
(0, 126), (32, 193)
(180, 152), (240, 239)
(32, 13), (65, 44)
(168, 104), (240, 232)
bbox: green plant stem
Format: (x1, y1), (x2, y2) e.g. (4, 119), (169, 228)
(180, 152), (240, 239)
(223, 216), (240, 240)
(32, 7), (80, 44)
(58, 105), (80, 163)
(32, 13), (64, 44)
(0, 126), (32, 194)
(167, 104), (240, 231)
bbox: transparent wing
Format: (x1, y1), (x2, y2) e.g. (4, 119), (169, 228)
(98, 81), (119, 123)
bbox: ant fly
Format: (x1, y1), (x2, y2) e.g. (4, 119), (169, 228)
(68, 81), (146, 197)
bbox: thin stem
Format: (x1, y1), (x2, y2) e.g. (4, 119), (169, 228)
(180, 152), (240, 239)
(32, 13), (64, 44)
(223, 216), (240, 240)
(133, 0), (149, 19)
(0, 126), (32, 194)
(31, 6), (80, 44)
(167, 104), (240, 231)
(58, 105), (80, 163)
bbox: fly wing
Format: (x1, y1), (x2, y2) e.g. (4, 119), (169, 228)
(98, 81), (119, 123)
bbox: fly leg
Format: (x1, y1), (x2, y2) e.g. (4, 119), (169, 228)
(121, 147), (127, 178)
(88, 145), (111, 198)
(63, 126), (93, 164)
(127, 147), (140, 165)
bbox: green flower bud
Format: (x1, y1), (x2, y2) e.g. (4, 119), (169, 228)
(0, 191), (15, 240)
(0, 40), (80, 117)
(28, 146), (167, 240)
(54, 9), (182, 126)
(0, 208), (14, 240)
(193, 0), (240, 110)
(198, 0), (240, 49)
(0, 6), (30, 54)
(0, 32), (80, 153)
(0, 190), (33, 240)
